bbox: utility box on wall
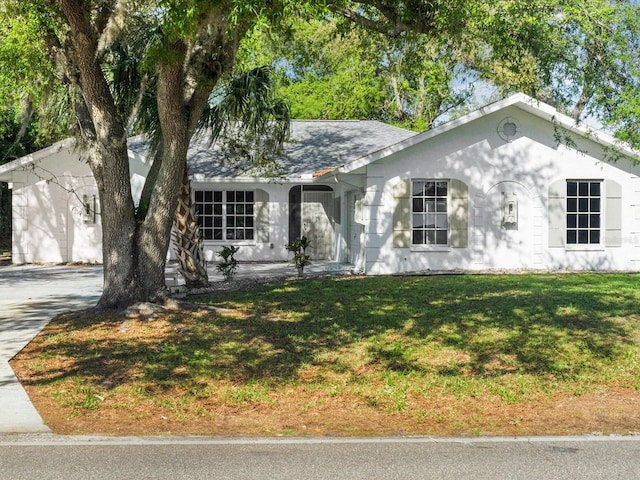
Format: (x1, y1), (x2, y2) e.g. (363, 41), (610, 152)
(502, 193), (518, 227)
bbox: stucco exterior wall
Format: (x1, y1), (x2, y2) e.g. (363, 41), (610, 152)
(9, 148), (93, 263)
(5, 98), (639, 274)
(7, 149), (324, 266)
(362, 106), (640, 274)
(7, 146), (150, 264)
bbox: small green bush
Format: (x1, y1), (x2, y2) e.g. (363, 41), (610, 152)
(285, 236), (311, 277)
(216, 245), (240, 281)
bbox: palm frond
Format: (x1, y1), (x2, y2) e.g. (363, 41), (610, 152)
(198, 66), (291, 169)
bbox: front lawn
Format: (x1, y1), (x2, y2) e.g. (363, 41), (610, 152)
(11, 273), (640, 436)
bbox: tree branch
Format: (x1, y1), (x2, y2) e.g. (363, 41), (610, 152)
(96, 0), (128, 58)
(332, 6), (406, 38)
(184, 9), (250, 134)
(335, 0), (448, 37)
(94, 0), (114, 39)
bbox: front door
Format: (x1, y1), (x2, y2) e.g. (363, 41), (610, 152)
(303, 190), (335, 260)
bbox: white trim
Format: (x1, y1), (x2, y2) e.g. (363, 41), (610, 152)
(410, 246), (452, 253)
(0, 138), (76, 181)
(203, 240), (257, 247)
(564, 245), (605, 252)
(190, 174), (316, 184)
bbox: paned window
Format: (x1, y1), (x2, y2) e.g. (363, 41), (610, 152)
(412, 180), (449, 245)
(566, 180), (601, 244)
(195, 190), (254, 241)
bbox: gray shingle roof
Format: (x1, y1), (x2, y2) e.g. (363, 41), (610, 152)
(129, 120), (416, 179)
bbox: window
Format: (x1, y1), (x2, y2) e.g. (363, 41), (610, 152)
(566, 180), (601, 244)
(412, 180), (449, 245)
(195, 190), (254, 241)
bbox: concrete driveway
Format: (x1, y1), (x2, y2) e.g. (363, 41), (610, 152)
(0, 265), (103, 432)
(0, 261), (351, 432)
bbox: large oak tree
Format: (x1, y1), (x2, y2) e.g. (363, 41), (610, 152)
(4, 0), (309, 309)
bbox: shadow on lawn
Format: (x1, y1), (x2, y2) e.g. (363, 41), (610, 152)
(18, 274), (640, 390)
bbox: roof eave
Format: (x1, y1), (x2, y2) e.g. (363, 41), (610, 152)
(514, 99), (639, 159)
(0, 137), (76, 179)
(189, 174), (318, 184)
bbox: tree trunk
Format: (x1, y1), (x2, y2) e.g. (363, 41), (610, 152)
(54, 0), (244, 310)
(90, 141), (141, 310)
(55, 0), (196, 310)
(138, 143), (163, 218)
(133, 146), (186, 304)
(173, 166), (209, 288)
(57, 0), (143, 310)
(132, 47), (193, 302)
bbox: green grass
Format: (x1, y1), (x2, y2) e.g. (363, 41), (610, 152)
(189, 273), (640, 398)
(15, 272), (640, 433)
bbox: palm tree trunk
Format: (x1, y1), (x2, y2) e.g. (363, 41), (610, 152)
(172, 166), (208, 288)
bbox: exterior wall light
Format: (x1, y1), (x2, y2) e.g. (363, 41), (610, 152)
(83, 194), (96, 223)
(502, 193), (518, 227)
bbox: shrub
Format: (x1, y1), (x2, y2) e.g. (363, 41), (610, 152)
(216, 245), (240, 281)
(285, 236), (311, 277)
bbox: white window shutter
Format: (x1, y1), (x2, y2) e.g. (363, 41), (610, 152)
(392, 178), (411, 248)
(450, 179), (468, 248)
(605, 179), (622, 247)
(255, 189), (270, 243)
(548, 179), (565, 247)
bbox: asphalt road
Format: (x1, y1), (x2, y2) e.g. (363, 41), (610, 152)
(0, 435), (639, 480)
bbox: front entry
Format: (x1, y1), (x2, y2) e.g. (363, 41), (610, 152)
(483, 181), (532, 269)
(289, 185), (335, 260)
(67, 186), (102, 263)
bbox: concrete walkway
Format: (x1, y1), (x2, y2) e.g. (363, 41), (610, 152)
(0, 261), (352, 433)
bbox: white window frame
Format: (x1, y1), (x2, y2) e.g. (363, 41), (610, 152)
(194, 189), (256, 244)
(410, 179), (451, 250)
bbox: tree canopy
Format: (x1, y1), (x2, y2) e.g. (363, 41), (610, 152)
(0, 0), (321, 309)
(238, 18), (473, 131)
(329, 0), (640, 138)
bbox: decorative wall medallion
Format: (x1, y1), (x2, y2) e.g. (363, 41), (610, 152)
(497, 117), (520, 142)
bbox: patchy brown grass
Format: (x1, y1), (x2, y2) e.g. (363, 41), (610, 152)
(10, 274), (640, 437)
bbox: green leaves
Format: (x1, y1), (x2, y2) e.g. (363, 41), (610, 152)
(240, 16), (472, 130)
(0, 8), (53, 105)
(197, 65), (291, 176)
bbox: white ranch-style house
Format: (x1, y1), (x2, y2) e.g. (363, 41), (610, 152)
(1, 93), (639, 274)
